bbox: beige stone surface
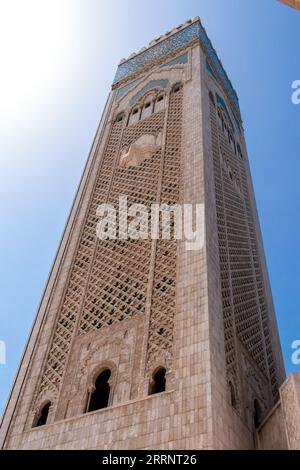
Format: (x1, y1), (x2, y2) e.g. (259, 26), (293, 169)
(0, 19), (291, 451)
(257, 373), (300, 450)
(256, 403), (288, 450)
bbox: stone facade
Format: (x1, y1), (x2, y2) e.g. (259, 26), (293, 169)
(0, 17), (290, 450)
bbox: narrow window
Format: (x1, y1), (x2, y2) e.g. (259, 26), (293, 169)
(173, 84), (181, 94)
(116, 113), (124, 123)
(149, 367), (166, 395)
(237, 143), (244, 159)
(254, 399), (262, 428)
(128, 107), (140, 125)
(209, 91), (215, 106)
(229, 381), (236, 408)
(144, 102), (151, 109)
(87, 369), (111, 412)
(34, 401), (51, 427)
(154, 94), (165, 113)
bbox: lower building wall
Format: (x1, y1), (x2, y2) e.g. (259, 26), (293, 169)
(4, 390), (255, 450)
(256, 403), (288, 450)
(257, 373), (300, 450)
(4, 391), (212, 450)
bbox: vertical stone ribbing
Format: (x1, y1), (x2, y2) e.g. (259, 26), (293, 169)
(146, 85), (183, 372)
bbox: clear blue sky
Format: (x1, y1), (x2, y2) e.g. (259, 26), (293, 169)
(0, 0), (299, 416)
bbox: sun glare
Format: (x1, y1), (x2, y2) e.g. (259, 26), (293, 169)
(0, 1), (67, 129)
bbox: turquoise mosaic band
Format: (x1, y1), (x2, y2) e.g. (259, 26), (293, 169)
(114, 20), (241, 119)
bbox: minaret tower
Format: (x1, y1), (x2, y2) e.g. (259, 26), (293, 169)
(1, 17), (285, 450)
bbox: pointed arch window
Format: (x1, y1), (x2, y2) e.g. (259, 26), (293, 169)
(141, 99), (154, 119)
(128, 107), (140, 126)
(209, 91), (215, 106)
(229, 381), (237, 408)
(254, 398), (263, 428)
(172, 83), (182, 94)
(154, 93), (165, 113)
(86, 369), (111, 412)
(149, 367), (166, 395)
(33, 401), (51, 427)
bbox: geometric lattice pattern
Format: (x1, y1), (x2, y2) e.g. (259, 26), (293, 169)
(36, 119), (124, 399)
(146, 86), (183, 370)
(209, 95), (279, 403)
(210, 99), (239, 394)
(33, 76), (186, 410)
(78, 111), (165, 334)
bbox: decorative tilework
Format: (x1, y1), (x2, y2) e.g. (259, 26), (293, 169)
(114, 19), (241, 118)
(216, 93), (241, 133)
(232, 109), (241, 133)
(130, 79), (169, 106)
(114, 22), (199, 85)
(216, 93), (235, 132)
(161, 52), (188, 68)
(197, 21), (240, 115)
(206, 59), (217, 80)
(116, 77), (144, 99)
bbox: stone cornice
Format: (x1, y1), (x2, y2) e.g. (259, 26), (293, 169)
(113, 18), (241, 120)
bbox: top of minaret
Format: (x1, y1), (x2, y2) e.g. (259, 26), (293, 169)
(113, 17), (240, 117)
(118, 17), (200, 65)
